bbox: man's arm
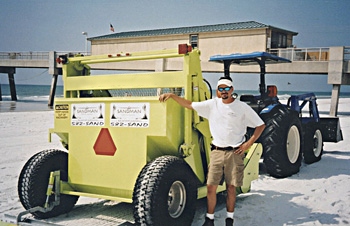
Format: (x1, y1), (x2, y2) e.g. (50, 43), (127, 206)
(159, 93), (193, 110)
(235, 124), (266, 155)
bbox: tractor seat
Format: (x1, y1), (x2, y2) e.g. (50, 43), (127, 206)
(240, 95), (260, 112)
(240, 95), (257, 103)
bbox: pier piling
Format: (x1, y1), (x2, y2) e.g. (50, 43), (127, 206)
(8, 71), (17, 101)
(0, 67), (17, 101)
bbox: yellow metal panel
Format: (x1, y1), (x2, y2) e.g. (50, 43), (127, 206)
(65, 71), (186, 91)
(61, 189), (133, 203)
(240, 143), (263, 193)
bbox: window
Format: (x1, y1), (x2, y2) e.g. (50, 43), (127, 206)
(282, 35), (286, 47)
(271, 31), (287, 48)
(190, 34), (198, 48)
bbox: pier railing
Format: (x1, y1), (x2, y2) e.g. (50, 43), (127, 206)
(0, 51), (89, 60)
(0, 51), (49, 60)
(1, 48), (349, 62)
(269, 47), (350, 62)
(269, 47), (330, 61)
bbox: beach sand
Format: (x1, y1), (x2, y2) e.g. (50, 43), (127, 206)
(0, 98), (349, 226)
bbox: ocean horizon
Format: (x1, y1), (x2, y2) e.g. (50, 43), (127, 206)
(1, 84), (350, 112)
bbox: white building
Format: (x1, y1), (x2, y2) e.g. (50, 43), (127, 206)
(88, 21), (298, 71)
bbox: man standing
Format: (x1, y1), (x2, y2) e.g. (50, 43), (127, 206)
(159, 77), (265, 226)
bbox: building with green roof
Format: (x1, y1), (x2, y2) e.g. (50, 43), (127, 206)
(88, 21), (298, 72)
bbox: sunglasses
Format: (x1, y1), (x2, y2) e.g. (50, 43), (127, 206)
(218, 86), (232, 92)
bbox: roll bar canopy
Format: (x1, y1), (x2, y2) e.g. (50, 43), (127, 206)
(209, 51), (291, 97)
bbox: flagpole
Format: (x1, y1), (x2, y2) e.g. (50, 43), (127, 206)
(82, 31), (88, 55)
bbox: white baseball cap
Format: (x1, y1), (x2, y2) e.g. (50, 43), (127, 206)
(217, 79), (233, 88)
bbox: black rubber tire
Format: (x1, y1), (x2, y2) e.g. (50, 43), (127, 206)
(18, 149), (79, 219)
(303, 122), (323, 164)
(259, 105), (303, 178)
(132, 156), (197, 226)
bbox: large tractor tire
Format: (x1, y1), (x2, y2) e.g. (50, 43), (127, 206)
(18, 149), (79, 219)
(133, 156), (197, 226)
(259, 105), (303, 178)
(302, 122), (323, 164)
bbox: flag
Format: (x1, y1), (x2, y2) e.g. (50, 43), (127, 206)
(110, 23), (115, 32)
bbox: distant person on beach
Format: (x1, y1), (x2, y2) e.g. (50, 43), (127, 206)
(159, 77), (265, 226)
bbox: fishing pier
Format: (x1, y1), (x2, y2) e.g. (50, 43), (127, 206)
(0, 47), (349, 116)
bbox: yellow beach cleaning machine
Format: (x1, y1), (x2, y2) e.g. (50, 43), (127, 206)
(2, 44), (262, 226)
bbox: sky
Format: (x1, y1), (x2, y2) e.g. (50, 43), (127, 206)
(1, 0), (350, 92)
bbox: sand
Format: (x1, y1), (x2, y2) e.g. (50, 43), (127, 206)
(0, 98), (349, 226)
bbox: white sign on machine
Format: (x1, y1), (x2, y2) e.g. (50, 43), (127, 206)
(110, 102), (150, 128)
(71, 103), (105, 126)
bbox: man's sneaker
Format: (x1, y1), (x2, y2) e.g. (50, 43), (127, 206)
(202, 217), (214, 226)
(225, 217), (234, 226)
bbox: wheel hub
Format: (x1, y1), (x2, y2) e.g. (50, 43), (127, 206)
(168, 180), (186, 218)
(286, 125), (301, 164)
(313, 130), (323, 157)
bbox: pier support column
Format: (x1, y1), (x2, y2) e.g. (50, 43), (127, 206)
(330, 85), (340, 116)
(8, 72), (17, 101)
(0, 67), (17, 101)
(327, 47), (349, 117)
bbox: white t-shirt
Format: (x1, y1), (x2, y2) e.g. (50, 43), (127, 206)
(192, 97), (264, 148)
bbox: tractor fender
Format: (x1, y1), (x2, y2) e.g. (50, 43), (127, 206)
(259, 103), (284, 114)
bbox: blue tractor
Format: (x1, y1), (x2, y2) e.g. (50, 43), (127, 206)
(210, 52), (343, 178)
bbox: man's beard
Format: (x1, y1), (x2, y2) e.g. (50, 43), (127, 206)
(221, 93), (229, 99)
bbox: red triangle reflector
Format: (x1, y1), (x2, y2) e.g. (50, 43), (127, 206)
(93, 128), (117, 156)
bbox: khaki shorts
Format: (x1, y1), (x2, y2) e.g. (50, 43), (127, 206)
(207, 149), (244, 187)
